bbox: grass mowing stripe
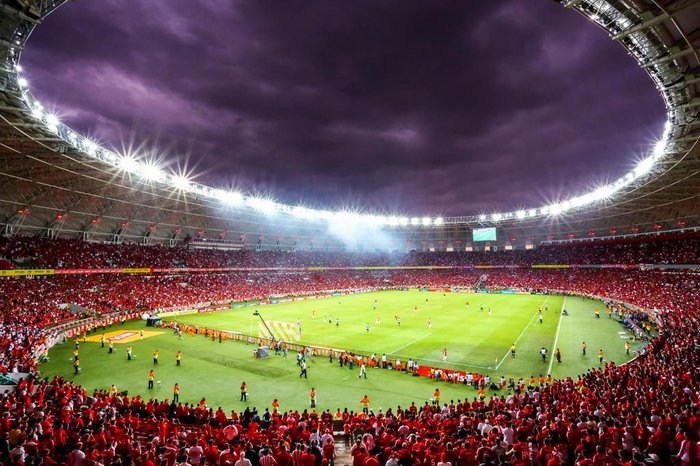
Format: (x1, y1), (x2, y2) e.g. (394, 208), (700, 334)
(494, 296), (549, 370)
(547, 296), (566, 375)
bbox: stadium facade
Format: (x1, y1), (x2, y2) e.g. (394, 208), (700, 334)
(0, 0), (698, 251)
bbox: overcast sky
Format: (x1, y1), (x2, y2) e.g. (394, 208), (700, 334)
(21, 0), (666, 216)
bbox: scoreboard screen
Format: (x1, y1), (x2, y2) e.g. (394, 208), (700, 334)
(472, 227), (497, 242)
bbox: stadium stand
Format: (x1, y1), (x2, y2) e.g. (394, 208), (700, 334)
(0, 239), (698, 465)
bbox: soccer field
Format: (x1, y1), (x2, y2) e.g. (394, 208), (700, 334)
(40, 290), (639, 411)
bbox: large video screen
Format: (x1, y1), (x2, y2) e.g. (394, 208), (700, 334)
(472, 227), (497, 242)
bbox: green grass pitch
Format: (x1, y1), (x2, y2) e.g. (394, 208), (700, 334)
(40, 290), (640, 412)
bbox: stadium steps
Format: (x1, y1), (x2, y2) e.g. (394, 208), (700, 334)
(333, 437), (353, 466)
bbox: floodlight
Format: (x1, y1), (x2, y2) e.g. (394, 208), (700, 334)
(248, 197), (277, 214)
(433, 217), (444, 226)
(634, 157), (654, 178)
(410, 217), (420, 225)
(17, 77), (27, 87)
(399, 217), (409, 226)
(388, 216), (399, 226)
(141, 164), (165, 182)
(82, 139), (97, 156)
(45, 114), (60, 133)
(119, 156), (138, 172)
(421, 217), (432, 226)
(652, 140), (665, 159)
(527, 209), (537, 217)
(216, 190), (244, 205)
(31, 108), (43, 120)
(478, 214), (486, 221)
(491, 213), (502, 222)
(14, 65), (22, 72)
(515, 210), (526, 219)
(172, 175), (191, 190)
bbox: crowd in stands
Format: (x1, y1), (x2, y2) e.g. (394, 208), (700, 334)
(1, 235), (700, 270)
(0, 237), (698, 465)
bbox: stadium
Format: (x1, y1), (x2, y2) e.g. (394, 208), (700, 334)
(0, 0), (699, 465)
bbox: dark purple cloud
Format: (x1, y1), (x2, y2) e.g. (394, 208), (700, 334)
(21, 0), (665, 216)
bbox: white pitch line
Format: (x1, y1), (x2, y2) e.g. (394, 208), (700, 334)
(494, 296), (550, 371)
(389, 334), (431, 354)
(547, 296), (567, 375)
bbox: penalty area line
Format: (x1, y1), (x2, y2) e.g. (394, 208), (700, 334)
(389, 334), (431, 354)
(494, 296), (550, 371)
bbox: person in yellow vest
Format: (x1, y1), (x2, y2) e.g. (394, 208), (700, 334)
(598, 349), (604, 365)
(73, 357), (80, 374)
(176, 351), (182, 366)
(309, 387), (317, 409)
(173, 383), (180, 403)
(100, 333), (105, 348)
(127, 346), (133, 361)
(240, 382), (247, 401)
(153, 349), (159, 365)
(360, 395), (370, 414)
(272, 398), (279, 413)
(477, 387), (486, 400)
(140, 329), (144, 340)
(510, 344), (517, 358)
(625, 341), (631, 355)
(433, 388), (440, 406)
(581, 341), (587, 355)
(73, 348), (79, 361)
(110, 384), (117, 397)
(608, 308), (613, 319)
(148, 370), (155, 389)
(594, 309), (600, 319)
(108, 339), (114, 354)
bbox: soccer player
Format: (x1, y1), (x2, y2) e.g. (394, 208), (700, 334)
(309, 387), (317, 408)
(625, 341), (631, 354)
(365, 323), (370, 333)
(488, 308), (492, 316)
(428, 318), (432, 329)
(240, 382), (247, 401)
(126, 346), (133, 361)
(539, 314), (543, 324)
(510, 344), (517, 358)
(148, 370), (155, 389)
(335, 318), (339, 327)
(299, 360), (308, 378)
(582, 341), (587, 355)
(73, 357), (80, 374)
(297, 319), (302, 336)
(359, 362), (367, 379)
(375, 316), (380, 325)
(140, 329), (144, 340)
(598, 349), (604, 364)
(173, 383), (180, 403)
(108, 339), (114, 354)
(396, 317), (401, 326)
(555, 348), (561, 364)
(312, 309), (316, 319)
(176, 350), (182, 366)
(152, 349), (159, 365)
(441, 348), (448, 363)
(595, 309), (600, 318)
(540, 347), (547, 362)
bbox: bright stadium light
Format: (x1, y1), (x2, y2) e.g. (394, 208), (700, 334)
(172, 175), (191, 190)
(478, 214), (486, 222)
(17, 77), (27, 87)
(410, 217), (420, 226)
(515, 210), (526, 219)
(14, 64), (22, 72)
(216, 190), (244, 205)
(635, 157), (654, 178)
(491, 213), (502, 222)
(81, 139), (98, 156)
(119, 156), (139, 173)
(399, 217), (409, 226)
(45, 114), (60, 133)
(433, 217), (444, 226)
(387, 216), (399, 227)
(421, 217), (432, 226)
(31, 108), (43, 120)
(248, 197), (277, 214)
(141, 164), (165, 182)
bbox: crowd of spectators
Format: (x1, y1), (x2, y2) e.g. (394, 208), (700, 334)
(0, 237), (698, 465)
(1, 235), (699, 270)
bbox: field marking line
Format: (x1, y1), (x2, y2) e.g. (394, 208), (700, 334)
(389, 334), (431, 354)
(547, 296), (567, 375)
(494, 296), (550, 371)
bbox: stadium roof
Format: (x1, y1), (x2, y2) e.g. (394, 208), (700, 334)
(0, 0), (698, 249)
